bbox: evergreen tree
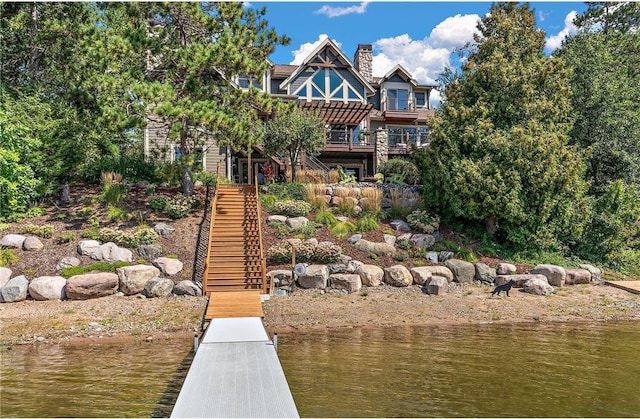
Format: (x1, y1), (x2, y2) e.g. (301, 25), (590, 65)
(419, 3), (589, 252)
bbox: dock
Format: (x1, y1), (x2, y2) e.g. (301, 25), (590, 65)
(605, 280), (640, 295)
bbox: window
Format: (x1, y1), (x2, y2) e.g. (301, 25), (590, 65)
(388, 89), (409, 110)
(415, 92), (426, 107)
(237, 75), (263, 90)
(388, 127), (417, 146)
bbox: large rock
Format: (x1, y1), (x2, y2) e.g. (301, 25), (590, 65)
(346, 259), (364, 274)
(329, 274), (362, 293)
(328, 264), (347, 274)
(409, 234), (436, 248)
(268, 270), (294, 288)
(154, 222), (175, 237)
(173, 280), (202, 296)
(565, 268), (591, 285)
(496, 263), (517, 275)
(531, 264), (566, 287)
(390, 220), (411, 231)
(356, 264), (384, 287)
(384, 265), (412, 287)
(383, 234), (396, 246)
(1, 234), (26, 249)
(56, 257), (80, 272)
(347, 234), (362, 244)
(28, 276), (67, 301)
(1, 275), (29, 303)
(444, 259), (475, 284)
(495, 274), (538, 288)
(143, 277), (174, 298)
(137, 244), (163, 260)
(65, 273), (119, 300)
(523, 275), (554, 295)
(23, 236), (44, 251)
(0, 267), (12, 287)
(425, 251), (439, 264)
(101, 242), (133, 263)
(438, 251), (454, 262)
(267, 215), (287, 224)
(153, 257), (184, 276)
(297, 265), (328, 289)
(474, 263), (497, 284)
(354, 239), (395, 257)
(410, 266), (454, 285)
(77, 239), (103, 260)
(579, 264), (602, 283)
(287, 217), (309, 229)
(426, 276), (449, 295)
(116, 264), (160, 295)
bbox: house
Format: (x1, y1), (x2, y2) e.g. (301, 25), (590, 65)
(145, 38), (436, 182)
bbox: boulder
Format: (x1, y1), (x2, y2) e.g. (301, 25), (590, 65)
(0, 234), (26, 249)
(347, 234), (362, 244)
(153, 257), (184, 276)
(409, 234), (436, 248)
(474, 263), (497, 284)
(173, 280), (202, 296)
(287, 217), (309, 229)
(390, 220), (411, 231)
(267, 215), (287, 224)
(328, 264), (347, 274)
(116, 264), (160, 295)
(56, 257), (80, 272)
(65, 273), (119, 300)
(1, 275), (29, 303)
(296, 265), (329, 289)
(425, 251), (439, 264)
(143, 277), (174, 298)
(329, 274), (362, 293)
(496, 263), (517, 275)
(565, 268), (591, 285)
(346, 259), (364, 274)
(154, 222), (175, 237)
(579, 264), (602, 283)
(267, 270), (294, 287)
(383, 234), (396, 246)
(523, 275), (554, 296)
(531, 264), (566, 287)
(426, 276), (449, 295)
(438, 251), (454, 262)
(356, 264), (384, 287)
(28, 276), (67, 301)
(338, 254), (352, 264)
(137, 244), (163, 260)
(77, 239), (101, 257)
(384, 265), (412, 287)
(101, 242), (133, 263)
(22, 236), (44, 251)
(410, 266), (454, 285)
(0, 267), (12, 287)
(495, 274), (538, 288)
(354, 239), (395, 257)
(444, 259), (475, 284)
(397, 233), (412, 245)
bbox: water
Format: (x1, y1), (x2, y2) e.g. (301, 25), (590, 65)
(1, 322), (639, 418)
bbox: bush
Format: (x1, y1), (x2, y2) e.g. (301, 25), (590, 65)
(165, 194), (199, 219)
(80, 155), (160, 184)
(106, 206), (129, 223)
(406, 209), (440, 234)
(61, 261), (130, 278)
(314, 211), (338, 226)
(148, 197), (168, 212)
(267, 243), (292, 264)
(0, 248), (18, 267)
(314, 242), (342, 263)
(54, 232), (76, 244)
(273, 200), (311, 217)
(25, 207), (47, 218)
(81, 226), (158, 248)
(101, 182), (128, 205)
(378, 158), (420, 185)
(76, 207), (95, 217)
(261, 182), (306, 201)
(356, 216), (379, 233)
(293, 242), (315, 262)
(457, 247), (479, 263)
(133, 226), (159, 245)
(393, 251), (409, 261)
(260, 194), (277, 212)
(330, 220), (356, 238)
(20, 223), (54, 238)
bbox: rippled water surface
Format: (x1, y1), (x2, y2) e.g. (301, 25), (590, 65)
(1, 322), (639, 418)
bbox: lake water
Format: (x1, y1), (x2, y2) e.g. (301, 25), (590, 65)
(1, 321), (639, 417)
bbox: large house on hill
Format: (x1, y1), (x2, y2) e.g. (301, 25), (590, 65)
(145, 38), (437, 182)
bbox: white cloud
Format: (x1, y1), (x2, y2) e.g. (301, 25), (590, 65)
(427, 14), (481, 49)
(290, 34), (343, 65)
(314, 2), (369, 18)
(545, 11), (578, 53)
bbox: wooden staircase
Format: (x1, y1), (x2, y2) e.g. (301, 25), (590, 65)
(203, 183), (268, 295)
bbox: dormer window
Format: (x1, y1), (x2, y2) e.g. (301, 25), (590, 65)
(415, 92), (426, 107)
(388, 89), (409, 110)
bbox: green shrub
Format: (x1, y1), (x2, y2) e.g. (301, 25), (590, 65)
(260, 194), (277, 211)
(378, 158), (420, 185)
(54, 232), (76, 244)
(314, 211), (338, 226)
(273, 200), (311, 217)
(261, 182), (306, 201)
(457, 247), (479, 263)
(101, 182), (128, 205)
(393, 251), (409, 261)
(294, 222), (319, 239)
(268, 221), (290, 239)
(20, 223), (54, 238)
(25, 207), (47, 218)
(293, 242), (316, 262)
(0, 248), (18, 267)
(165, 194), (199, 219)
(406, 209), (440, 234)
(314, 242), (342, 263)
(148, 197), (168, 212)
(267, 243), (292, 264)
(133, 227), (159, 245)
(81, 226), (158, 248)
(356, 216), (379, 232)
(330, 220), (356, 238)
(106, 206), (129, 223)
(336, 198), (357, 217)
(80, 155), (160, 184)
(88, 217), (100, 228)
(61, 261), (130, 278)
(195, 171), (218, 186)
(156, 163), (182, 186)
(398, 240), (411, 250)
(76, 207), (95, 217)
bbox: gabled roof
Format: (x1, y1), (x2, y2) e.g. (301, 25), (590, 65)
(271, 65), (297, 78)
(279, 37), (375, 95)
(380, 64), (418, 87)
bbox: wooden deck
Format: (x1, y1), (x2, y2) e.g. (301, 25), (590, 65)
(205, 290), (264, 320)
(605, 280), (640, 295)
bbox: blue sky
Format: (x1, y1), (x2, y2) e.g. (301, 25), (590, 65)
(249, 1), (587, 101)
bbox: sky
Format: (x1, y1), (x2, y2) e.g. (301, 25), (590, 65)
(248, 1), (588, 104)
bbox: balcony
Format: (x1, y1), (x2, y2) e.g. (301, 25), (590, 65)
(388, 132), (429, 154)
(383, 98), (419, 122)
(324, 129), (374, 153)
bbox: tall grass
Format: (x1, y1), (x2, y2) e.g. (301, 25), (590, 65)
(304, 184), (328, 210)
(360, 187), (382, 213)
(389, 188), (421, 219)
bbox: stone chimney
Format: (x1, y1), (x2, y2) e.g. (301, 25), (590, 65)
(354, 44), (373, 83)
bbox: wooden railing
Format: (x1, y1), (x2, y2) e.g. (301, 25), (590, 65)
(254, 174), (269, 294)
(202, 163), (221, 285)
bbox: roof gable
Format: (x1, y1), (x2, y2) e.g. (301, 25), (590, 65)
(380, 64), (417, 86)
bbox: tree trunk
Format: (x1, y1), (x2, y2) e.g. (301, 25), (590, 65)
(58, 184), (70, 205)
(182, 165), (194, 196)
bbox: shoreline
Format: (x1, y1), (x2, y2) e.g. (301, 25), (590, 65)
(2, 283), (639, 347)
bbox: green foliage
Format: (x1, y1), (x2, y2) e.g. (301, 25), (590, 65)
(377, 158), (420, 185)
(261, 182), (306, 201)
(293, 222), (319, 239)
(106, 206), (129, 223)
(88, 217), (100, 229)
(25, 207), (47, 218)
(314, 211), (338, 227)
(406, 209), (440, 234)
(266, 243), (292, 264)
(101, 182), (128, 205)
(313, 242), (343, 264)
(0, 248), (18, 267)
(165, 194), (200, 219)
(194, 171), (218, 187)
(420, 3), (590, 253)
(260, 194), (277, 212)
(273, 200), (311, 217)
(19, 223), (54, 239)
(330, 220), (356, 238)
(356, 216), (379, 233)
(456, 247), (479, 263)
(337, 166), (357, 184)
(393, 251), (409, 261)
(54, 232), (76, 244)
(266, 241), (342, 264)
(148, 197), (168, 212)
(61, 261), (130, 278)
(81, 226), (158, 248)
(80, 156), (160, 184)
(76, 207), (95, 217)
(397, 239), (411, 251)
(156, 163), (182, 186)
